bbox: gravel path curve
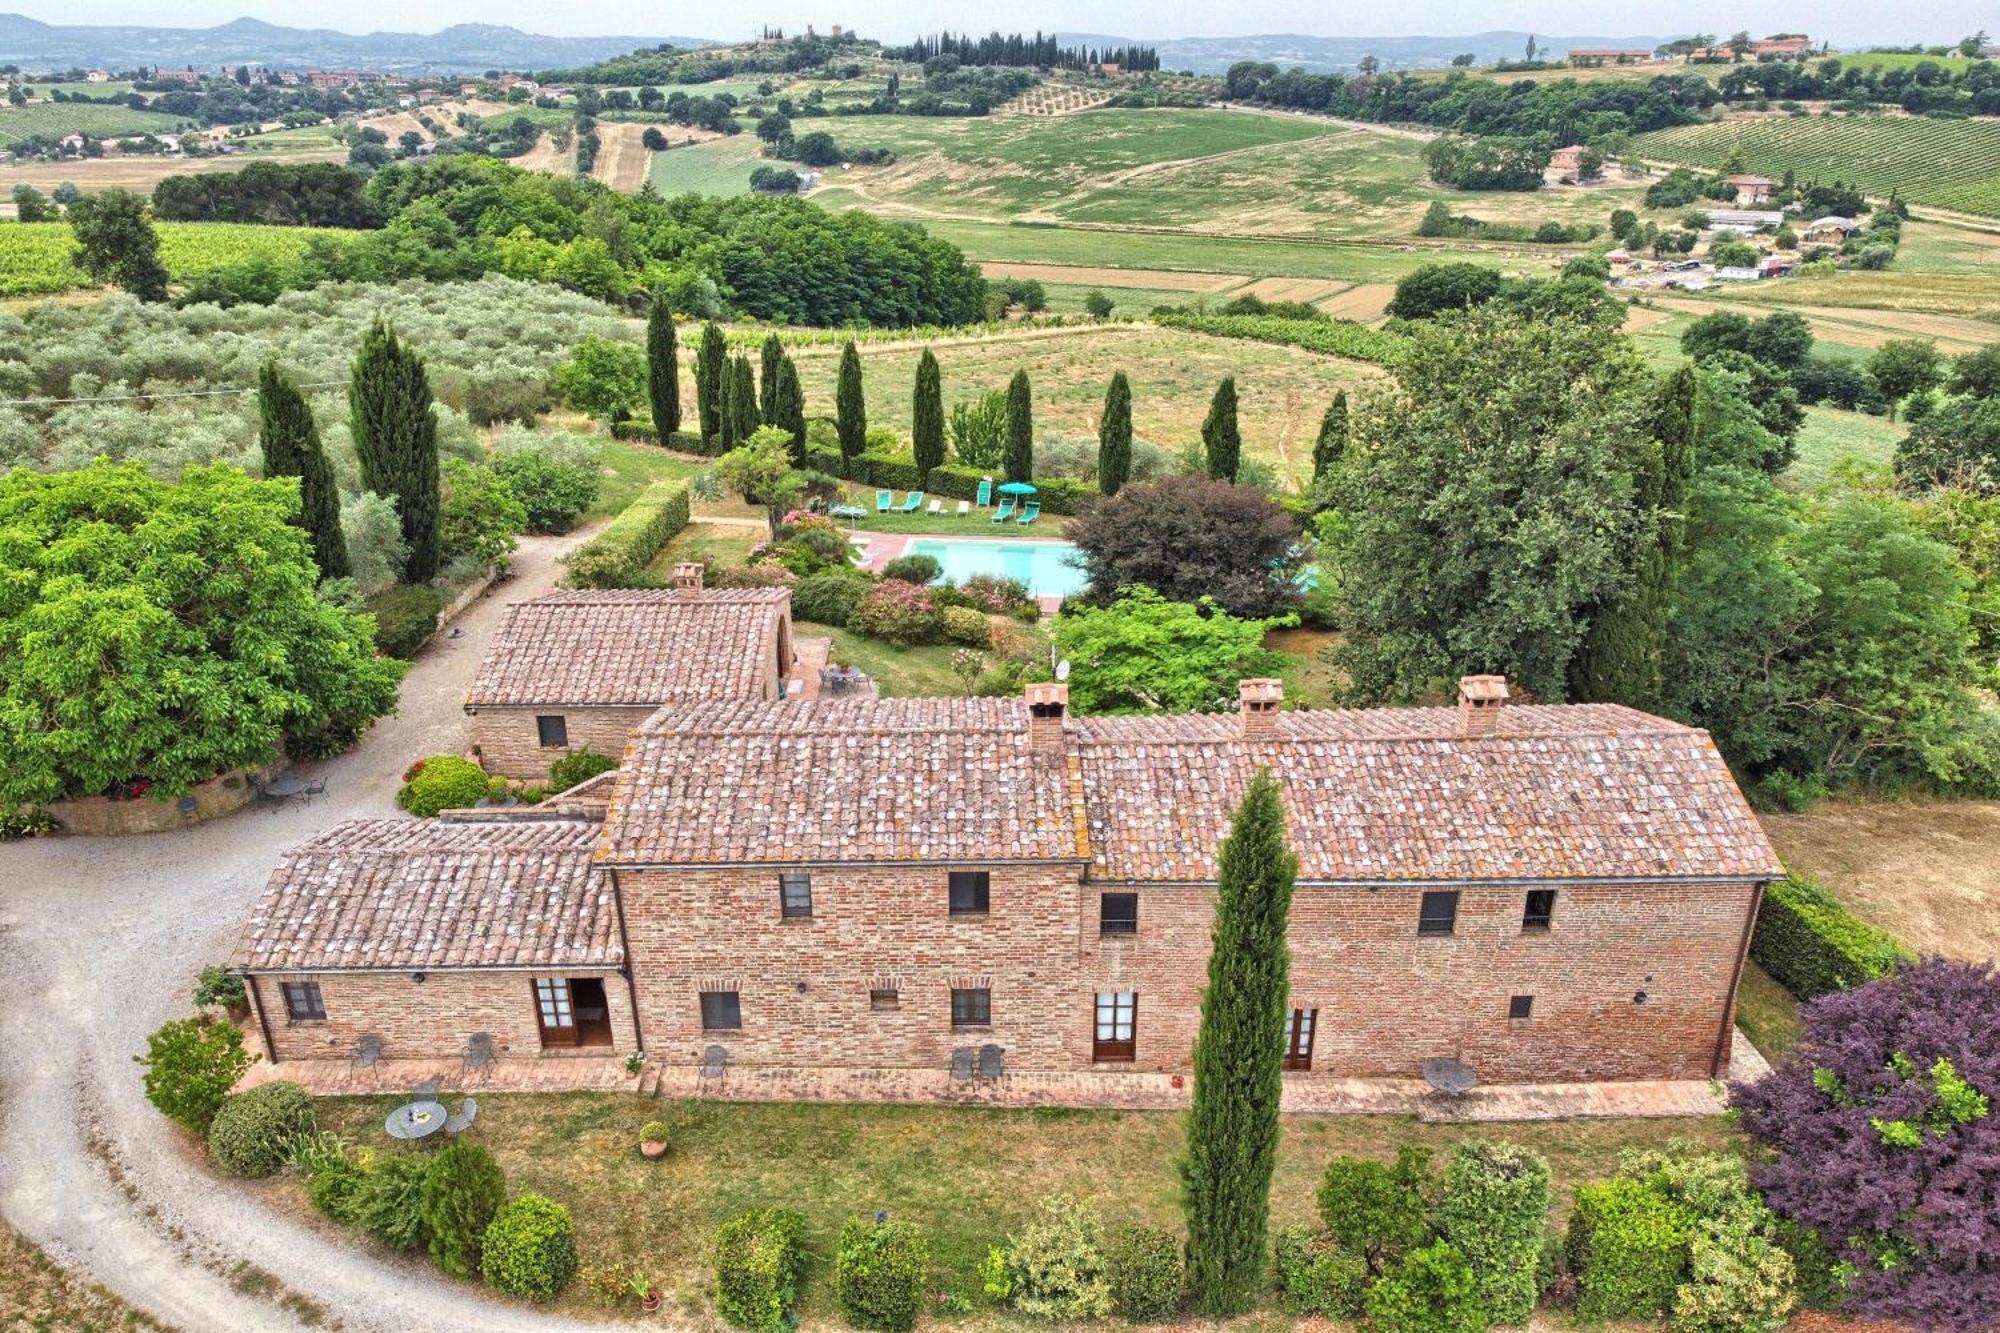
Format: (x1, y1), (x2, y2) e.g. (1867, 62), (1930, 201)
(0, 532), (611, 1333)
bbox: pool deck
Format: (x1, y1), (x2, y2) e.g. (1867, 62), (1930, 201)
(852, 531), (1070, 613)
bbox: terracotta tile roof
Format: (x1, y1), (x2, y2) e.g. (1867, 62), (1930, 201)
(598, 698), (1085, 865)
(465, 589), (788, 708)
(599, 699), (1781, 885)
(231, 815), (619, 972)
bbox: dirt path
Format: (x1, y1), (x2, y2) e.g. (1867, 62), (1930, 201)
(0, 531), (607, 1333)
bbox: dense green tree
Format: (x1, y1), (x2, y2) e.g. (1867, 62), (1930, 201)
(420, 1141), (507, 1279)
(718, 357), (744, 450)
(552, 336), (645, 421)
(1070, 475), (1302, 618)
(1331, 308), (1655, 703)
(1181, 769), (1297, 1316)
(1867, 339), (1947, 420)
(348, 318), (442, 582)
(256, 360), (350, 581)
(1950, 344), (2000, 400)
(773, 355), (808, 464)
(645, 300), (680, 438)
(0, 462), (402, 804)
(715, 426), (814, 540)
(11, 183), (51, 222)
(913, 350), (946, 482)
(1311, 391), (1348, 484)
(1097, 371), (1133, 497)
(67, 188), (169, 302)
(1202, 378), (1242, 482)
(695, 321), (727, 441)
(836, 340), (867, 460)
(1895, 397), (2000, 495)
(1005, 369), (1034, 482)
(759, 333), (785, 423)
(1054, 588), (1289, 714)
(730, 354), (759, 445)
(1385, 262), (1502, 320)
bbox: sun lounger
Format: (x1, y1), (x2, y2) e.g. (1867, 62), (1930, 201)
(1017, 501), (1040, 526)
(955, 501), (971, 517)
(900, 492), (925, 513)
(992, 498), (1016, 522)
(975, 477), (993, 507)
(927, 499), (943, 515)
(876, 490), (893, 512)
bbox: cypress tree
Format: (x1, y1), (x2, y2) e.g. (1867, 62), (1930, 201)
(1004, 369), (1033, 482)
(1181, 769), (1296, 1315)
(257, 360), (349, 581)
(1097, 371), (1132, 496)
(759, 333), (785, 424)
(718, 360), (742, 450)
(695, 322), (727, 443)
(775, 355), (808, 465)
(912, 350), (945, 482)
(1311, 390), (1348, 484)
(836, 341), (867, 461)
(645, 301), (680, 439)
(730, 355), (759, 444)
(1202, 377), (1241, 483)
(348, 318), (440, 583)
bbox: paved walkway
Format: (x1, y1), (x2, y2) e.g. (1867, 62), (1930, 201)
(0, 531), (606, 1333)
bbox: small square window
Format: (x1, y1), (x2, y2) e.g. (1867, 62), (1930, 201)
(948, 871), (990, 916)
(281, 980), (325, 1021)
(1508, 994), (1534, 1020)
(870, 988), (899, 1012)
(536, 714), (568, 748)
(1099, 892), (1138, 936)
(1522, 889), (1556, 933)
(700, 990), (742, 1031)
(950, 987), (991, 1028)
(1418, 890), (1460, 936)
(779, 872), (813, 919)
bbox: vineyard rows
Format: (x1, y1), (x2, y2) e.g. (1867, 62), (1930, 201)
(1153, 313), (1406, 365)
(0, 221), (357, 296)
(1634, 116), (2000, 217)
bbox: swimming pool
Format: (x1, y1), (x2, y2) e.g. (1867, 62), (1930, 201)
(903, 538), (1089, 600)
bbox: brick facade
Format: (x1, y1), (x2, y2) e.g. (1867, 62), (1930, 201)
(471, 705), (659, 781)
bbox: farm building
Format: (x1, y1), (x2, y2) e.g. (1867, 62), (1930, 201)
(1706, 209), (1784, 232)
(1804, 215), (1859, 244)
(1728, 174), (1776, 204)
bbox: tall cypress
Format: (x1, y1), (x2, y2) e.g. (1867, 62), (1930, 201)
(257, 360), (349, 580)
(718, 360), (743, 450)
(695, 322), (727, 443)
(1181, 769), (1296, 1315)
(759, 333), (785, 424)
(1202, 377), (1241, 483)
(730, 355), (759, 444)
(348, 318), (440, 583)
(775, 355), (808, 465)
(1311, 390), (1348, 484)
(1004, 369), (1033, 483)
(645, 301), (680, 439)
(912, 350), (945, 482)
(836, 340), (867, 461)
(1097, 370), (1132, 496)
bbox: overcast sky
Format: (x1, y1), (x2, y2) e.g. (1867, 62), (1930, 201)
(16, 1), (1986, 46)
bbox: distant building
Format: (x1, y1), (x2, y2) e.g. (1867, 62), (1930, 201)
(1804, 215), (1859, 244)
(84, 69), (111, 83)
(1728, 174), (1775, 204)
(830, 24), (845, 37)
(1751, 35), (1812, 57)
(1548, 144), (1585, 175)
(155, 66), (201, 84)
(1706, 208), (1784, 232)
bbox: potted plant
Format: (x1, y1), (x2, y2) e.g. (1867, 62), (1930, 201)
(639, 1120), (670, 1160)
(625, 1050), (646, 1078)
(193, 965), (251, 1022)
(629, 1271), (661, 1313)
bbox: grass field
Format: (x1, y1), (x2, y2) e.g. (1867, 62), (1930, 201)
(1783, 406), (1904, 490)
(645, 131), (763, 196)
(0, 100), (190, 146)
(306, 1094), (1734, 1322)
(1635, 115), (2000, 217)
(1, 1223), (168, 1331)
(0, 219), (359, 295)
(0, 145), (348, 214)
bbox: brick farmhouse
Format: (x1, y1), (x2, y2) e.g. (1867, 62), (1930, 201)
(235, 659), (1785, 1101)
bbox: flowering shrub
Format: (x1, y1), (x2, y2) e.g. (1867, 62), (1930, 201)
(961, 572), (1036, 616)
(1732, 958), (2000, 1329)
(849, 580), (946, 646)
(941, 606), (993, 647)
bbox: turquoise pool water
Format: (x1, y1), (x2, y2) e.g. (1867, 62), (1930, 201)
(904, 538), (1088, 599)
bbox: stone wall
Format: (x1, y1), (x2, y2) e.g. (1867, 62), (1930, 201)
(48, 760), (283, 837)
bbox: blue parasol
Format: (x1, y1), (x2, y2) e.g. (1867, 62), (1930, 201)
(996, 481), (1037, 496)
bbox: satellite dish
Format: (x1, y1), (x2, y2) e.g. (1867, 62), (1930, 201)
(1055, 659), (1071, 682)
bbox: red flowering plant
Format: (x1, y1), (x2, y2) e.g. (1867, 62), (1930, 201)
(849, 580), (946, 646)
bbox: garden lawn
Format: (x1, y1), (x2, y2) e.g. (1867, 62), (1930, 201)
(645, 521), (765, 577)
(1263, 626), (1342, 709)
(308, 1095), (1735, 1323)
(795, 620), (975, 697)
(586, 440), (711, 520)
(1732, 961), (1802, 1063)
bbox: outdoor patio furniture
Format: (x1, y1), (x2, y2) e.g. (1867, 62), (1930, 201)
(949, 1047), (975, 1082)
(443, 1098), (478, 1134)
(975, 477), (993, 506)
(1016, 502), (1040, 526)
(992, 498), (1015, 522)
(1421, 1058), (1478, 1097)
(353, 1033), (383, 1068)
(385, 1100), (448, 1143)
(876, 489), (893, 512)
(900, 492), (924, 513)
(926, 499), (943, 515)
(978, 1045), (1005, 1079)
(954, 501), (970, 517)
(299, 776), (328, 805)
(461, 1032), (494, 1075)
(261, 771), (309, 805)
(700, 1045), (727, 1079)
(413, 1076), (441, 1099)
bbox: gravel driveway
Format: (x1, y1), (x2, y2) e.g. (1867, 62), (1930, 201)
(0, 532), (612, 1332)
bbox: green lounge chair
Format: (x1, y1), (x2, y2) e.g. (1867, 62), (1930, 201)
(900, 491), (925, 513)
(876, 490), (893, 512)
(1017, 501), (1040, 526)
(975, 477), (993, 507)
(992, 498), (1016, 522)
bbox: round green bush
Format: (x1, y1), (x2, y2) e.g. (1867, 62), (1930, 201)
(482, 1193), (579, 1300)
(547, 747), (617, 793)
(396, 755), (491, 817)
(941, 605), (992, 647)
(1272, 1226), (1367, 1317)
(880, 553), (942, 585)
(140, 1017), (251, 1136)
(715, 1206), (809, 1331)
(835, 1216), (929, 1332)
(1107, 1224), (1183, 1321)
(1363, 1241), (1484, 1333)
(357, 1153), (432, 1251)
(365, 583), (448, 660)
(792, 572), (870, 627)
(640, 1120), (671, 1146)
(308, 1156), (369, 1224)
(207, 1080), (316, 1178)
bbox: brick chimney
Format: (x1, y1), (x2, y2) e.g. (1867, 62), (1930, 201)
(1457, 674), (1510, 738)
(673, 561), (704, 594)
(1238, 677), (1283, 738)
(1025, 682), (1068, 753)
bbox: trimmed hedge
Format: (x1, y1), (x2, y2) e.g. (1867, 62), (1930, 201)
(1107, 1224), (1184, 1321)
(608, 420), (713, 454)
(715, 1206), (809, 1332)
(565, 479), (692, 589)
(396, 755), (490, 818)
(207, 1080), (316, 1178)
(365, 583), (448, 660)
(792, 571), (871, 626)
(1565, 1177), (1693, 1321)
(835, 1216), (929, 1332)
(482, 1193), (579, 1301)
(1750, 876), (1913, 1000)
(925, 464), (1093, 516)
(1272, 1226), (1367, 1317)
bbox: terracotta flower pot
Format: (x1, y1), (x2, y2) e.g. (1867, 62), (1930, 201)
(642, 1293), (662, 1312)
(640, 1140), (668, 1160)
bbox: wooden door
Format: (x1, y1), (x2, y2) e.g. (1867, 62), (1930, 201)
(534, 978), (578, 1047)
(1284, 1007), (1317, 1071)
